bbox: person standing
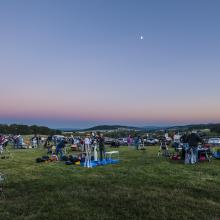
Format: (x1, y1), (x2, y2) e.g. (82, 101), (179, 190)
(158, 136), (168, 157)
(134, 136), (139, 150)
(80, 138), (85, 153)
(188, 131), (203, 164)
(32, 137), (38, 148)
(93, 138), (98, 162)
(56, 139), (66, 159)
(127, 135), (132, 146)
(98, 133), (105, 161)
(84, 134), (92, 168)
(180, 132), (189, 162)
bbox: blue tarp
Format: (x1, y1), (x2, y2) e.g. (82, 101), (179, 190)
(213, 152), (220, 159)
(81, 159), (119, 167)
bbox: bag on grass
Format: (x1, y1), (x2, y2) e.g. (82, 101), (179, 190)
(42, 156), (49, 161)
(69, 155), (80, 163)
(61, 155), (69, 161)
(50, 155), (59, 162)
(171, 152), (181, 160)
(199, 153), (206, 161)
(36, 158), (43, 163)
(65, 161), (73, 165)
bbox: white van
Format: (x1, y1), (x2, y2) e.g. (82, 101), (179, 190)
(208, 138), (220, 145)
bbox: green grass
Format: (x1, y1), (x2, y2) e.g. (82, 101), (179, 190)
(1, 146), (220, 220)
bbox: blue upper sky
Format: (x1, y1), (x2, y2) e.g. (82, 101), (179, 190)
(0, 0), (220, 128)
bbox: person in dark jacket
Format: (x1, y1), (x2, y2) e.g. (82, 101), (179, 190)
(187, 132), (203, 164)
(180, 133), (189, 160)
(56, 140), (66, 159)
(180, 133), (189, 144)
(134, 137), (139, 150)
(188, 132), (202, 147)
(98, 133), (105, 161)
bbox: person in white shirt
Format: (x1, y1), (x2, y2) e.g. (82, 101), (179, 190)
(84, 134), (92, 168)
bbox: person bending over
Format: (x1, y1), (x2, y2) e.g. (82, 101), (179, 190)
(56, 140), (66, 159)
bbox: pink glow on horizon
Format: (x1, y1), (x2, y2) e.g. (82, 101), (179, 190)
(0, 100), (219, 125)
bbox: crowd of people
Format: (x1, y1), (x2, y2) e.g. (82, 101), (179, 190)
(181, 131), (205, 164)
(158, 131), (207, 164)
(48, 131), (209, 165)
(0, 130), (212, 165)
(44, 132), (107, 168)
(0, 134), (45, 150)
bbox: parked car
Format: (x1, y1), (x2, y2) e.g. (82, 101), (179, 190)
(104, 137), (114, 145)
(144, 138), (159, 146)
(110, 140), (120, 147)
(208, 138), (220, 146)
(52, 135), (65, 143)
(104, 138), (120, 147)
(117, 138), (128, 146)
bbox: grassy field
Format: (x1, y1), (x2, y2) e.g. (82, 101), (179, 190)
(1, 146), (220, 220)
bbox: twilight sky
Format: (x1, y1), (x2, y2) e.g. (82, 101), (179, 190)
(0, 0), (220, 128)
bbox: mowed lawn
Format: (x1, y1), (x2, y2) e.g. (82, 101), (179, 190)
(1, 146), (220, 220)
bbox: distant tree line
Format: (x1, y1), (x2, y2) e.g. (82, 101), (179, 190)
(210, 124), (220, 134)
(168, 123), (220, 134)
(186, 124), (220, 134)
(104, 124), (220, 138)
(0, 124), (62, 135)
(104, 130), (140, 138)
(84, 125), (139, 131)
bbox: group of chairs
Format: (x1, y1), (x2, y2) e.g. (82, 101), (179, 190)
(157, 142), (213, 163)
